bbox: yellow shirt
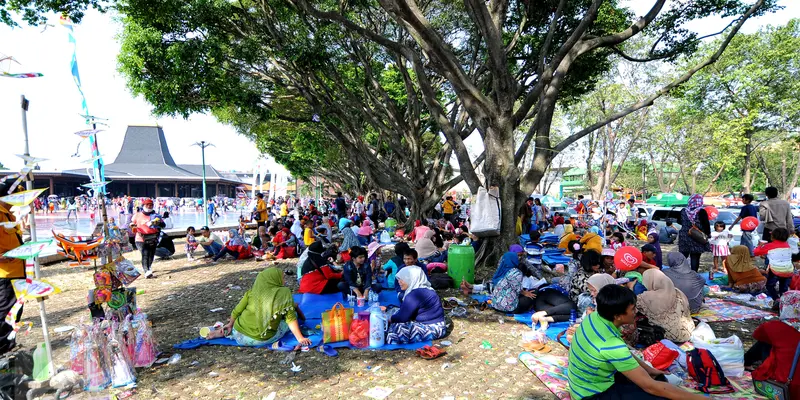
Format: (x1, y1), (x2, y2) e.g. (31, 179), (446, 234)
(442, 200), (456, 214)
(0, 203), (24, 279)
(303, 228), (314, 246)
(256, 199), (267, 222)
(280, 203), (288, 217)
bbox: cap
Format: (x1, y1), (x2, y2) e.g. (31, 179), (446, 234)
(200, 226), (210, 231)
(142, 198), (154, 206)
(641, 244), (657, 253)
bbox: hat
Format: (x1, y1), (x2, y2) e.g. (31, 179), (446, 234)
(142, 199), (154, 206)
(200, 226), (210, 231)
(358, 224), (372, 236)
(601, 248), (616, 257)
(509, 244), (524, 253)
(367, 242), (384, 259)
(641, 244), (657, 253)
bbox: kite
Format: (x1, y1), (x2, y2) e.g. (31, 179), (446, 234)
(1, 72), (43, 79)
(0, 154), (46, 194)
(2, 240), (53, 260)
(15, 155), (47, 164)
(0, 221), (20, 229)
(0, 188), (47, 207)
(81, 181), (111, 191)
(74, 129), (103, 138)
(4, 259), (60, 339)
(53, 232), (103, 267)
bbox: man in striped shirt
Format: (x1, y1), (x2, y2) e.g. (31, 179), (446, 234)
(567, 285), (705, 400)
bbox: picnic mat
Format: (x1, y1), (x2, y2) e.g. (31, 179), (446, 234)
(518, 352), (765, 400)
(692, 298), (775, 323)
(469, 294), (570, 341)
(174, 290), (429, 352)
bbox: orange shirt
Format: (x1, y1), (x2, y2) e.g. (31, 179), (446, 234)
(0, 203), (24, 279)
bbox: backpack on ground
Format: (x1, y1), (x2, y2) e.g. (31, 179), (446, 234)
(429, 272), (454, 290)
(686, 348), (734, 394)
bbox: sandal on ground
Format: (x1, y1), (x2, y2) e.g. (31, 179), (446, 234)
(416, 345), (446, 360)
(318, 345), (338, 357)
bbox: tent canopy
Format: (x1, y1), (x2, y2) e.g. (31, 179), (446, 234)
(646, 192), (688, 207)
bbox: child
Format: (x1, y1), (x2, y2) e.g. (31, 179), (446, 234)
(610, 232), (625, 251)
(635, 220), (648, 241)
(185, 226), (199, 261)
(709, 221), (733, 279)
(754, 227), (794, 310)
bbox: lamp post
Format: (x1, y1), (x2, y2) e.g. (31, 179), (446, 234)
(192, 141), (214, 226)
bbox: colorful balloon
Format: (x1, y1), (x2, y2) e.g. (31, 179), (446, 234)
(614, 246), (642, 271)
(742, 216), (759, 231)
(705, 206), (719, 220)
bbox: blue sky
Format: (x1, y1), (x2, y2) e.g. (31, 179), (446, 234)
(0, 1), (798, 173)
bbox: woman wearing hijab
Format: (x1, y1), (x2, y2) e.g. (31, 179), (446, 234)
(490, 245), (538, 313)
(567, 248), (604, 303)
(662, 252), (705, 313)
(637, 269), (695, 343)
(579, 228), (603, 254)
(338, 217), (352, 232)
(645, 222), (663, 268)
(678, 194), (711, 271)
(724, 245), (767, 293)
(212, 229), (253, 263)
(386, 266), (446, 344)
(415, 230), (439, 260)
(745, 320), (800, 400)
(213, 268), (312, 347)
(577, 273), (616, 317)
(299, 241), (343, 294)
(635, 220), (649, 241)
(558, 224), (578, 254)
(339, 221), (360, 253)
(410, 220), (431, 243)
(382, 242), (410, 289)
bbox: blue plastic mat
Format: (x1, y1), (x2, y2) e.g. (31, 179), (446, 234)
(173, 333), (430, 352)
(174, 291), (428, 352)
(542, 254), (571, 265)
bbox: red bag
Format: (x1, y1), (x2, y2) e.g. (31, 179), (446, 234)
(686, 348), (734, 394)
(790, 273), (800, 291)
(642, 342), (678, 370)
(349, 319), (369, 348)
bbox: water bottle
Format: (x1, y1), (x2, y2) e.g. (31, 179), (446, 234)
(32, 342), (51, 381)
(369, 303), (387, 348)
(569, 309), (577, 326)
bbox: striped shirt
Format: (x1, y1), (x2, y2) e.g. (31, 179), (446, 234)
(567, 312), (639, 399)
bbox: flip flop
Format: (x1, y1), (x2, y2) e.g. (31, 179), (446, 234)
(442, 299), (458, 310)
(416, 345), (446, 360)
(318, 345), (338, 357)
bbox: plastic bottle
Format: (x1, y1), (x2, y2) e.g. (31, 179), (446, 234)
(168, 353), (182, 365)
(569, 310), (577, 326)
(32, 342), (51, 381)
(369, 303), (387, 348)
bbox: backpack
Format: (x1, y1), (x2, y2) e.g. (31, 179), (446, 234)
(429, 273), (454, 290)
(686, 348), (734, 394)
(634, 313), (665, 347)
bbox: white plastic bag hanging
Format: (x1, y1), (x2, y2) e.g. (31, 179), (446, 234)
(470, 187), (501, 238)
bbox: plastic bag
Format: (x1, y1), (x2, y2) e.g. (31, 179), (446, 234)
(107, 322), (136, 388)
(691, 335), (745, 377)
(68, 324), (88, 375)
(84, 326), (111, 392)
(779, 290), (800, 320)
(349, 319), (370, 349)
(470, 187), (501, 238)
(133, 313), (158, 368)
(691, 321), (716, 343)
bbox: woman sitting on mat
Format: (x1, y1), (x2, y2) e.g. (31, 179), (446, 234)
(488, 245), (538, 314)
(637, 269), (695, 343)
(725, 245), (767, 294)
(211, 268), (311, 348)
(745, 320), (800, 399)
(662, 252), (705, 313)
(382, 242), (410, 289)
(576, 273), (616, 318)
(558, 224), (578, 254)
(386, 266), (446, 344)
(298, 241), (343, 294)
(566, 247), (604, 304)
(530, 283), (578, 330)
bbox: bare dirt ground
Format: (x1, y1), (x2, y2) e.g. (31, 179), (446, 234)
(14, 239), (759, 399)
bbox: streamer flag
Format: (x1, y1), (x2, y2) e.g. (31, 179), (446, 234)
(60, 15), (106, 193)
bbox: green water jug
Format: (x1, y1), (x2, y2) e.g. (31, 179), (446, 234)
(447, 245), (475, 288)
(385, 218), (397, 229)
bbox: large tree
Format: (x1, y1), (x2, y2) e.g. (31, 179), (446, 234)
(2, 0), (778, 264)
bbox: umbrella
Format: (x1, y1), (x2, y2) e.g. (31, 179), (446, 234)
(645, 192), (688, 207)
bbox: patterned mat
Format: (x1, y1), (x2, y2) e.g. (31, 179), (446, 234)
(692, 298), (775, 323)
(518, 352), (766, 399)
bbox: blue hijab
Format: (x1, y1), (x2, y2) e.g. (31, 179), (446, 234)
(491, 252), (521, 286)
(338, 218), (352, 231)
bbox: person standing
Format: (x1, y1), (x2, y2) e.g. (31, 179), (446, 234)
(255, 193), (268, 228)
(732, 194), (759, 255)
(759, 186), (795, 242)
(0, 189), (24, 354)
(66, 197), (78, 221)
(677, 194), (711, 272)
(335, 192), (348, 219)
(442, 196), (457, 224)
(130, 199), (164, 278)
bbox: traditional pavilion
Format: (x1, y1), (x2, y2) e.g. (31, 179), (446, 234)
(0, 125), (242, 198)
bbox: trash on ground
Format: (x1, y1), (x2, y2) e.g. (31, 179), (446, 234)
(208, 371), (219, 377)
(209, 308), (224, 312)
(364, 386), (394, 400)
